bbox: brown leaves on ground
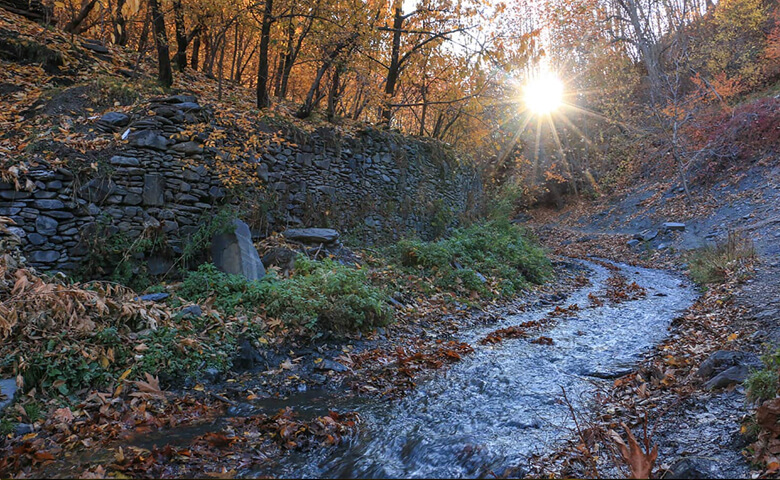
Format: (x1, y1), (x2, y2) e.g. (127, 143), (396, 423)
(347, 340), (474, 397)
(130, 373), (166, 400)
(480, 326), (528, 345)
(609, 422), (658, 479)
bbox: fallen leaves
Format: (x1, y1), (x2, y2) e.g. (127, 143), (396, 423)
(130, 373), (165, 400)
(609, 422), (658, 479)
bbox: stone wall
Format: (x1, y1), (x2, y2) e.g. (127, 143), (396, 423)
(0, 95), (480, 273)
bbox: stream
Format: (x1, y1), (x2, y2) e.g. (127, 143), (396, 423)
(232, 259), (697, 478)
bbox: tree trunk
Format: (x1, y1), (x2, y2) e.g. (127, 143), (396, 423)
(113, 0), (128, 45)
(191, 34), (201, 70)
(217, 36), (226, 100)
(296, 62), (330, 118)
(149, 0), (173, 87)
(256, 0), (274, 108)
(380, 2), (404, 124)
(327, 66), (341, 122)
(172, 0), (187, 71)
(0, 0), (54, 23)
(64, 0), (98, 33)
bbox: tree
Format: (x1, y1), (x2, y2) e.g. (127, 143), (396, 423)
(149, 0), (173, 87)
(256, 0), (274, 108)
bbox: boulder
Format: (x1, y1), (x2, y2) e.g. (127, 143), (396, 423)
(705, 365), (750, 390)
(283, 228), (340, 245)
(128, 130), (171, 151)
(211, 219), (266, 281)
(697, 350), (761, 382)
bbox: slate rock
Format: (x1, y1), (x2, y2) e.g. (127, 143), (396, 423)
(211, 219), (266, 281)
(147, 256), (172, 276)
(136, 293), (170, 302)
(28, 250), (60, 263)
(162, 94), (197, 104)
(171, 141), (203, 155)
(128, 130), (171, 150)
(663, 222), (686, 232)
(35, 216), (58, 236)
(233, 338), (266, 371)
(665, 457), (722, 479)
(315, 359), (348, 372)
(705, 365), (750, 390)
(627, 239), (640, 248)
(79, 177), (116, 203)
(142, 173), (165, 206)
(180, 305), (203, 318)
(81, 41), (109, 54)
(109, 155), (140, 167)
(99, 112), (130, 127)
(14, 423), (33, 437)
(175, 102), (202, 112)
(0, 378), (17, 413)
(283, 228), (340, 245)
(34, 199), (64, 210)
(697, 350), (761, 381)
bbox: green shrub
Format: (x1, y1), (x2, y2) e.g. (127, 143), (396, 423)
(178, 258), (391, 332)
(392, 220), (551, 296)
(747, 347), (780, 403)
(688, 231), (755, 285)
(136, 326), (235, 376)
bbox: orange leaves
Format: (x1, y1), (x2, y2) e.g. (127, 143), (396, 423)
(609, 422), (658, 479)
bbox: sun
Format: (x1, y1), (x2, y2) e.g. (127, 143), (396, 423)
(523, 71), (564, 115)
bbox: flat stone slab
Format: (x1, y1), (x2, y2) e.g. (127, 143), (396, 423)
(283, 228), (340, 245)
(0, 378), (17, 412)
(663, 222), (686, 232)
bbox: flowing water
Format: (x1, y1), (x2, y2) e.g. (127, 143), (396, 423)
(244, 259), (698, 478)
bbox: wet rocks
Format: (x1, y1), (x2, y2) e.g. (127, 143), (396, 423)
(697, 350), (761, 389)
(314, 359), (348, 372)
(664, 457), (721, 479)
(211, 219), (266, 281)
(96, 112), (130, 132)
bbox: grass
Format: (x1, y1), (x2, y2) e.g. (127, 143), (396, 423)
(688, 231), (756, 285)
(391, 220), (552, 297)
